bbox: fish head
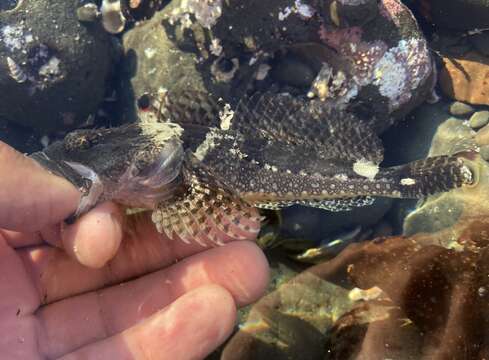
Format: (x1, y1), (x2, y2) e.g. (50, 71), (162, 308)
(31, 120), (185, 216)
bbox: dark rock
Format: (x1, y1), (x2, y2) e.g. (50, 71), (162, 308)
(449, 101), (475, 117)
(121, 0), (434, 132)
(427, 0), (489, 31)
(270, 54), (317, 89)
(476, 124), (489, 147)
(470, 32), (489, 57)
(0, 116), (41, 153)
(0, 0), (17, 11)
(0, 0), (116, 132)
(469, 110), (489, 129)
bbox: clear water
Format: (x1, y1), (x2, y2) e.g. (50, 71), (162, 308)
(1, 1), (488, 359)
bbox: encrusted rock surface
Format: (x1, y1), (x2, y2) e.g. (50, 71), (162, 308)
(0, 0), (116, 132)
(120, 0), (434, 132)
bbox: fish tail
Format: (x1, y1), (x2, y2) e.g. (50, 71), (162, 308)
(379, 155), (473, 198)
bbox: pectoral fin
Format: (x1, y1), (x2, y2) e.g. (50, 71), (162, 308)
(151, 153), (261, 246)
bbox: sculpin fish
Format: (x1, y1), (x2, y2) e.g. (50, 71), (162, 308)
(30, 92), (474, 246)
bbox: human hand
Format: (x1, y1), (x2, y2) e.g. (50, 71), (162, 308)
(0, 141), (269, 359)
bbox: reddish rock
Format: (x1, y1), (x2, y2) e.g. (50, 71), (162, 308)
(439, 52), (489, 106)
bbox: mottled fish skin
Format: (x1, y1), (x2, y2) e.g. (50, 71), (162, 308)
(162, 92), (473, 210)
(30, 91), (474, 245)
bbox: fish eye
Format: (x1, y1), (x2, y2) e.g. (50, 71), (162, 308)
(137, 93), (152, 110)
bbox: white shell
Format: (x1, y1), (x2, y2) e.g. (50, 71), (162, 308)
(6, 57), (27, 83)
(101, 0), (126, 34)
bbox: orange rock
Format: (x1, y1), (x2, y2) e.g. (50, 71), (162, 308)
(439, 52), (489, 106)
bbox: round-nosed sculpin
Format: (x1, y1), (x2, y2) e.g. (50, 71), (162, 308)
(30, 92), (475, 246)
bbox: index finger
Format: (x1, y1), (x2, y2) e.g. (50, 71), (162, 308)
(0, 142), (80, 232)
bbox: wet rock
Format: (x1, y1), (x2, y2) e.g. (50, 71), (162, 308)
(222, 259), (390, 360)
(345, 225), (489, 359)
(469, 32), (489, 57)
(0, 0), (17, 11)
(0, 0), (116, 132)
(470, 111), (489, 129)
(421, 0), (489, 31)
(122, 0), (434, 132)
(439, 52), (489, 106)
(475, 124), (489, 147)
(226, 211), (489, 359)
(328, 0), (379, 28)
(0, 116), (41, 153)
(480, 145), (489, 162)
(449, 101), (474, 117)
(270, 54), (317, 90)
(119, 2), (209, 121)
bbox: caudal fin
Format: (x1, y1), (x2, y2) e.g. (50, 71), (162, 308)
(379, 155), (473, 198)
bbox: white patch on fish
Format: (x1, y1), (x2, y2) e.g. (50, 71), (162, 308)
(353, 158), (379, 180)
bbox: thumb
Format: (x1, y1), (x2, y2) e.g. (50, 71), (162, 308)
(0, 141), (80, 232)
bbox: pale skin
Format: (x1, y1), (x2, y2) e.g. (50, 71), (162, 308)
(0, 141), (270, 359)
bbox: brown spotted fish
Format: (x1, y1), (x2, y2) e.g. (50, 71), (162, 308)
(30, 92), (474, 246)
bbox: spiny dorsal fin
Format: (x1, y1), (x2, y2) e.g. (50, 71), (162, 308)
(157, 91), (384, 164)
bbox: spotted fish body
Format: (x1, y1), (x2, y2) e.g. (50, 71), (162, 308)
(30, 92), (473, 246)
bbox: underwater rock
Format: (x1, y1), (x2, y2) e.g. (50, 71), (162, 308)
(121, 0), (433, 131)
(475, 123), (489, 147)
(415, 0), (489, 31)
(469, 32), (489, 57)
(221, 262), (390, 360)
(344, 226), (489, 359)
(449, 101), (474, 117)
(470, 111), (489, 129)
(439, 51), (489, 106)
(225, 214), (489, 359)
(0, 116), (41, 153)
(120, 2), (209, 121)
(480, 145), (489, 162)
(0, 0), (116, 132)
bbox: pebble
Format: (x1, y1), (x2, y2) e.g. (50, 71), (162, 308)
(469, 111), (489, 129)
(480, 145), (489, 161)
(475, 124), (489, 146)
(449, 101), (475, 117)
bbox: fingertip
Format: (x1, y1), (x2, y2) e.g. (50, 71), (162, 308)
(62, 202), (124, 268)
(133, 284), (237, 359)
(220, 241), (270, 306)
(0, 141), (81, 231)
(59, 285), (237, 360)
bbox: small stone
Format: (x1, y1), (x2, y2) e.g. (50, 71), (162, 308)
(469, 111), (489, 129)
(449, 101), (475, 117)
(76, 3), (100, 23)
(480, 145), (489, 161)
(475, 124), (489, 146)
